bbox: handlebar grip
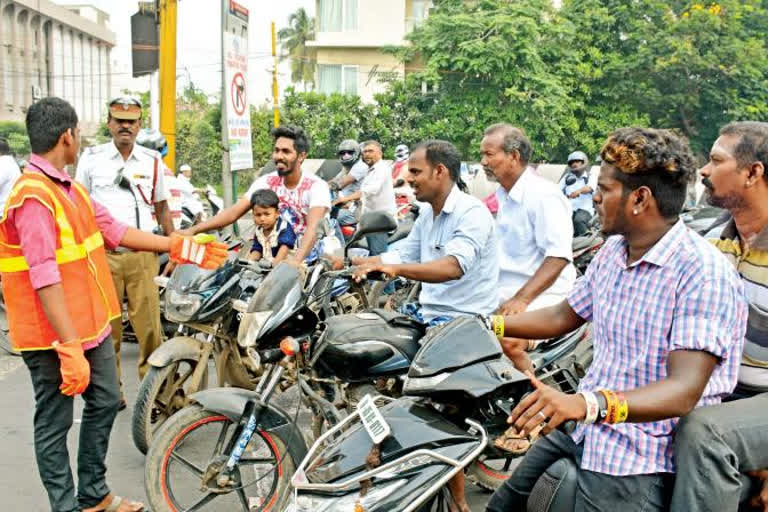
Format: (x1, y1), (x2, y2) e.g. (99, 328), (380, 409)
(365, 271), (388, 281)
(559, 420), (577, 435)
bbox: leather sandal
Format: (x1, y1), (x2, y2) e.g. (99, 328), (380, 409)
(82, 493), (144, 512)
(494, 423), (545, 455)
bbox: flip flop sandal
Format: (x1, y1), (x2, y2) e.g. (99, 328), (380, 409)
(82, 494), (145, 512)
(494, 423), (545, 455)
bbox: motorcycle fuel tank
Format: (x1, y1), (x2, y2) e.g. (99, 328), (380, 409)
(311, 310), (425, 382)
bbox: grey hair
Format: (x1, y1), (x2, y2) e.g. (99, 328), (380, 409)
(719, 121), (768, 175)
(484, 123), (533, 164)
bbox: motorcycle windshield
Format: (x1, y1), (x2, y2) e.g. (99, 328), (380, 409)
(408, 316), (501, 378)
(247, 261), (303, 313)
(166, 263), (220, 293)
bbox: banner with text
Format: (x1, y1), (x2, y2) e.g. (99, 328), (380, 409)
(224, 31), (253, 171)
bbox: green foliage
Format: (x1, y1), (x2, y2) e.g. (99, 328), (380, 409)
(0, 121), (30, 157)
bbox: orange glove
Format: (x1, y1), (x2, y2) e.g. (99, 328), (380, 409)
(169, 233), (228, 270)
(53, 339), (90, 396)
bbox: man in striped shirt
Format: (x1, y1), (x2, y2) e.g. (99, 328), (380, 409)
(671, 122), (768, 511)
(485, 127), (747, 512)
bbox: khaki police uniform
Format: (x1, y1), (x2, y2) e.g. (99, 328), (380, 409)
(75, 141), (170, 386)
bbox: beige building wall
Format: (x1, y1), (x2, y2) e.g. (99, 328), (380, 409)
(310, 0), (430, 102)
(315, 48), (404, 103)
(0, 0), (115, 134)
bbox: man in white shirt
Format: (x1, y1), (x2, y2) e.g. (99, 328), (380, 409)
(481, 123), (576, 371)
(0, 138), (21, 217)
(185, 125), (331, 262)
(75, 96), (173, 407)
(559, 150), (597, 236)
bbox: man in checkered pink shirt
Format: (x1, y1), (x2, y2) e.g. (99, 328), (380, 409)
(487, 127), (747, 512)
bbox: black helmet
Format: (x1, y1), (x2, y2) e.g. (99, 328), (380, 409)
(337, 139), (360, 166)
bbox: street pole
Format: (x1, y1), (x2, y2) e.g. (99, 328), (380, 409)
(159, 0), (177, 171)
(271, 21), (280, 127)
(220, 0), (235, 225)
(150, 70), (160, 131)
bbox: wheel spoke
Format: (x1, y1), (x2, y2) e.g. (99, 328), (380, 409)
(238, 456), (276, 465)
(212, 421), (231, 458)
(503, 458), (512, 472)
(169, 450), (205, 477)
(235, 487), (250, 512)
(185, 491), (217, 512)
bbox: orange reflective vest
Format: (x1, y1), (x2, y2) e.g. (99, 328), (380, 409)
(0, 172), (121, 351)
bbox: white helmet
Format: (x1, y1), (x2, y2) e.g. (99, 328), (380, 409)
(179, 164), (191, 172)
(394, 144), (409, 162)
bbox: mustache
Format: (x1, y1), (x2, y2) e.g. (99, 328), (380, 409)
(702, 177), (714, 190)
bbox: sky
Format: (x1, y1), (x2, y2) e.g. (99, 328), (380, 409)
(54, 0), (315, 106)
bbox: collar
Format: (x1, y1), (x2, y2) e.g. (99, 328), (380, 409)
(109, 140), (139, 162)
(620, 219), (687, 268)
(28, 154), (73, 184)
(498, 167), (532, 204)
(720, 218), (768, 251)
(441, 185), (461, 215)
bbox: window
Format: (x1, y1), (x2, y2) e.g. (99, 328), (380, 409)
(318, 0), (358, 32)
(407, 0), (430, 32)
(318, 64), (358, 95)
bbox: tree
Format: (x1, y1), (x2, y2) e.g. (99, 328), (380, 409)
(0, 121), (30, 157)
(278, 8), (316, 91)
(560, 0), (768, 154)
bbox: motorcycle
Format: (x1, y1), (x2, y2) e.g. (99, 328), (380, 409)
(131, 256), (269, 454)
(285, 316), (587, 511)
(142, 213), (398, 511)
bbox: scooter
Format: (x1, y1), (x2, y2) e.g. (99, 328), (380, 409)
(285, 316), (585, 511)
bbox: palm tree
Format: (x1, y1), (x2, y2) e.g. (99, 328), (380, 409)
(278, 8), (316, 92)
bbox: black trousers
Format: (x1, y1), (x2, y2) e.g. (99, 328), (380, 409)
(22, 336), (121, 512)
(486, 430), (672, 512)
(573, 209), (593, 237)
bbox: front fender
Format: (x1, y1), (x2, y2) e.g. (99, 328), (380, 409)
(147, 336), (203, 367)
(190, 387), (308, 465)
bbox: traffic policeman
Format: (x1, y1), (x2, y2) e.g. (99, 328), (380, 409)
(75, 96), (174, 409)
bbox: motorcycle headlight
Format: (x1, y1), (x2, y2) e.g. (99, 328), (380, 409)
(237, 310), (273, 348)
(287, 479), (407, 512)
(164, 289), (202, 323)
(402, 372), (451, 394)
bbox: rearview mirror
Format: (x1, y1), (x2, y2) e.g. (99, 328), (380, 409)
(345, 211), (397, 253)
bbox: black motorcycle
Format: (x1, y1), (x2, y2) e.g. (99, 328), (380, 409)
(285, 316), (586, 511)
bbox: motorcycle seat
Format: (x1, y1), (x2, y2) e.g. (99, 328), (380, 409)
(527, 458), (578, 512)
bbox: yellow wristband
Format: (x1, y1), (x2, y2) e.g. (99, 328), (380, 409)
(490, 315), (505, 339)
(615, 392), (629, 424)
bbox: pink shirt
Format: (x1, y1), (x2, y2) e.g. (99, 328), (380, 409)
(6, 154), (129, 349)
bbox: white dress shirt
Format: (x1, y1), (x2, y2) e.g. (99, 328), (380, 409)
(176, 174), (203, 216)
(381, 186), (499, 321)
(360, 159), (396, 217)
(0, 155), (21, 217)
(75, 141), (170, 232)
(496, 168), (576, 307)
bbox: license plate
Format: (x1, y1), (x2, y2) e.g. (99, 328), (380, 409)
(357, 394), (391, 444)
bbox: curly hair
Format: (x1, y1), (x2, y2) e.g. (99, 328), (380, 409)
(600, 127), (695, 218)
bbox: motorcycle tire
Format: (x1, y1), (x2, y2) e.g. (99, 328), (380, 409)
(132, 360), (208, 454)
(145, 404), (296, 512)
(466, 456), (523, 491)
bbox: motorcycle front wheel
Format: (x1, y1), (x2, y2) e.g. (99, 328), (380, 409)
(145, 404), (296, 512)
(132, 359), (209, 454)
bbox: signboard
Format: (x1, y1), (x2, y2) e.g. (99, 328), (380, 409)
(223, 31), (253, 171)
(229, 0), (249, 22)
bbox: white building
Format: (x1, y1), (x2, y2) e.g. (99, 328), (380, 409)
(308, 0), (431, 103)
(0, 0), (115, 133)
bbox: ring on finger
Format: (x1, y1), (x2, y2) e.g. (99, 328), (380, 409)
(537, 411), (548, 421)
